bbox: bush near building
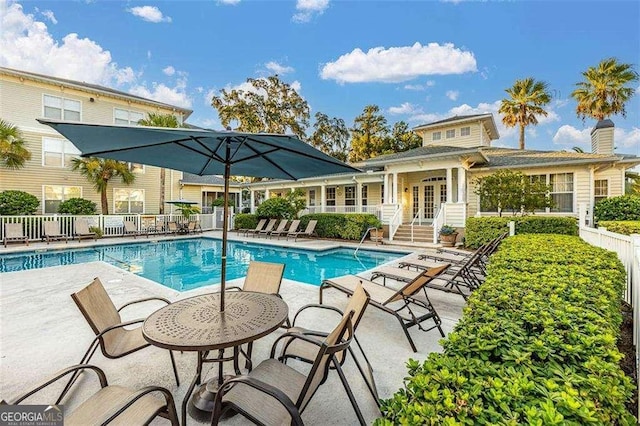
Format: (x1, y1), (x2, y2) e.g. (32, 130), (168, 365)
(464, 216), (578, 248)
(300, 213), (381, 240)
(58, 198), (97, 215)
(377, 234), (635, 425)
(599, 221), (640, 236)
(234, 213), (258, 231)
(595, 195), (640, 222)
(0, 190), (39, 215)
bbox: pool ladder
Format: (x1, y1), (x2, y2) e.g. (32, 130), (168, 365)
(354, 227), (379, 256)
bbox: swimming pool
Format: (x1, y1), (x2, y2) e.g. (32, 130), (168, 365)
(0, 238), (407, 291)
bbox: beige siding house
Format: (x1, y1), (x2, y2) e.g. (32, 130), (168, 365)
(0, 67), (192, 214)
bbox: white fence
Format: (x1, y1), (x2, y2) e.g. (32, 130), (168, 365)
(301, 205), (382, 218)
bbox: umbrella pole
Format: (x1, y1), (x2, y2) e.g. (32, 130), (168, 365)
(220, 146), (231, 312)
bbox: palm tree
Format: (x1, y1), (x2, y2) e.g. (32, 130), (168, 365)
(137, 113), (183, 214)
(0, 119), (32, 169)
(572, 58), (639, 122)
(499, 78), (551, 150)
(71, 157), (135, 214)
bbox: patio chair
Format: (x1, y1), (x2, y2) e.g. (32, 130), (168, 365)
(123, 220), (148, 239)
(259, 219), (287, 238)
(6, 364), (179, 426)
(320, 264), (451, 352)
(251, 218), (276, 237)
(3, 222), (28, 248)
(187, 220), (202, 234)
(74, 219), (96, 242)
(237, 218), (266, 236)
(166, 221), (179, 235)
(43, 220), (68, 244)
(287, 220), (318, 241)
(211, 311), (367, 426)
(271, 219), (299, 240)
(57, 277), (180, 404)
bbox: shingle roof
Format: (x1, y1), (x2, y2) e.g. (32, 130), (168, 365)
(413, 114), (491, 129)
(360, 145), (480, 163)
(181, 173), (242, 186)
(476, 147), (630, 168)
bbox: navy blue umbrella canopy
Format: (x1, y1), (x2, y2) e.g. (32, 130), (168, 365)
(37, 119), (361, 311)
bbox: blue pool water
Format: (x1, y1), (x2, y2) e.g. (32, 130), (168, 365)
(0, 238), (406, 291)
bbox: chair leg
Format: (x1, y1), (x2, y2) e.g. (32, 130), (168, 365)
(169, 350), (180, 386)
(244, 342), (253, 371)
(332, 357), (366, 426)
(347, 345), (379, 407)
(395, 314), (418, 353)
(56, 340), (100, 404)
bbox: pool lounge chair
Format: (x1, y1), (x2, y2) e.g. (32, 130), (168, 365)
(166, 221), (179, 235)
(123, 220), (148, 239)
(271, 219), (299, 239)
(287, 220), (317, 241)
(250, 218), (276, 237)
(43, 220), (68, 244)
(74, 219), (96, 242)
(259, 219), (287, 238)
(320, 264), (450, 352)
(186, 220), (202, 234)
(3, 223), (28, 248)
(237, 218), (266, 236)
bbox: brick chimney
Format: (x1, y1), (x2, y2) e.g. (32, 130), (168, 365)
(591, 119), (615, 155)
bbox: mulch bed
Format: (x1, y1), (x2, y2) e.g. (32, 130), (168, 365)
(617, 301), (637, 417)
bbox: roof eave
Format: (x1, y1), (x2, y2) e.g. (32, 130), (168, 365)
(472, 156), (631, 171)
(362, 148), (484, 166)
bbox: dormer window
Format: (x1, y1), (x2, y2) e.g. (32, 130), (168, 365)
(432, 131), (441, 141)
(461, 126), (471, 136)
(446, 129), (455, 139)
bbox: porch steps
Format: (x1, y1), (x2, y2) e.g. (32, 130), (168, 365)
(391, 225), (434, 243)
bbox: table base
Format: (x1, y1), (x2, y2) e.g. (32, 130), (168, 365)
(188, 376), (237, 422)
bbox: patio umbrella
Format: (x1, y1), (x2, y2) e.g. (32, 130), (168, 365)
(166, 199), (198, 205)
(37, 119), (361, 311)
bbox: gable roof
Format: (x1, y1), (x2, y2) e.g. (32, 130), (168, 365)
(358, 145), (482, 165)
(181, 173), (241, 186)
(412, 113), (500, 139)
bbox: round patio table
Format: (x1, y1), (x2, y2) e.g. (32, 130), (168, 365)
(143, 291), (289, 425)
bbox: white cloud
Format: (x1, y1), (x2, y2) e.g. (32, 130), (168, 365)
(615, 127), (640, 149)
(265, 61), (294, 75)
(163, 65), (175, 76)
(147, 50), (152, 59)
(128, 6), (172, 23)
(404, 80), (435, 91)
(129, 82), (192, 109)
(293, 0), (329, 23)
(446, 90), (459, 101)
(636, 84), (640, 94)
(290, 80), (302, 92)
(552, 125), (591, 146)
(388, 102), (417, 115)
(0, 2), (137, 86)
(218, 0), (241, 4)
(221, 78), (303, 99)
(204, 88), (216, 106)
(40, 9), (57, 24)
(320, 42), (477, 84)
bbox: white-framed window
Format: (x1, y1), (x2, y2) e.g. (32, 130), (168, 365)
(43, 185), (82, 213)
(114, 108), (145, 125)
(550, 173), (574, 212)
(308, 189), (316, 207)
(432, 131), (441, 141)
(42, 137), (81, 168)
(594, 179), (609, 204)
(326, 187), (336, 206)
(345, 185), (356, 206)
(114, 188), (145, 213)
(43, 94), (81, 121)
(128, 162), (145, 174)
(446, 129), (455, 139)
(361, 185), (368, 206)
(461, 126), (471, 136)
(381, 184), (384, 204)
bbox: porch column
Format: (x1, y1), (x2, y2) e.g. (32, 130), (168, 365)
(383, 174), (390, 203)
(250, 190), (255, 213)
(446, 168), (453, 202)
(457, 167), (466, 202)
(356, 181), (362, 212)
(392, 173), (398, 204)
(265, 188), (270, 199)
(321, 184), (326, 213)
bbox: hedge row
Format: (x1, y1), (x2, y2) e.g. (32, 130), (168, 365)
(465, 216), (578, 248)
(595, 195), (640, 222)
(234, 213), (259, 231)
(377, 234), (634, 425)
(299, 213), (381, 240)
(599, 221), (640, 236)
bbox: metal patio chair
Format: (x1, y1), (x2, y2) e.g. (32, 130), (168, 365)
(43, 220), (68, 244)
(74, 219), (96, 242)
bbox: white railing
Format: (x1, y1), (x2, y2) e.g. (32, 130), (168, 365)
(410, 208), (423, 242)
(301, 205), (381, 218)
(432, 205), (445, 244)
(388, 205), (403, 242)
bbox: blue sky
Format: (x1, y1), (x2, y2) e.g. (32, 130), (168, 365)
(1, 0), (639, 155)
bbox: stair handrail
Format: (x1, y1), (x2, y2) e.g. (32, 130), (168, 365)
(433, 204), (445, 244)
(410, 208), (422, 243)
(388, 204), (402, 242)
(354, 227), (378, 256)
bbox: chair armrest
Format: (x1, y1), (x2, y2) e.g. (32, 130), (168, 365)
(118, 297), (170, 312)
(8, 364), (107, 404)
(226, 286), (243, 292)
(270, 331), (324, 358)
(213, 376), (303, 426)
(95, 319), (145, 338)
(292, 303), (343, 327)
(101, 386), (177, 425)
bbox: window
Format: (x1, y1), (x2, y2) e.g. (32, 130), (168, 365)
(432, 131), (441, 141)
(43, 95), (81, 121)
(594, 179), (608, 204)
(43, 185), (82, 213)
(381, 184), (384, 204)
(361, 185), (368, 206)
(114, 108), (145, 125)
(308, 189), (316, 206)
(114, 188), (145, 213)
(446, 129), (455, 139)
(326, 187), (336, 206)
(461, 126), (471, 136)
(128, 163), (145, 174)
(550, 173), (574, 212)
(345, 185), (356, 206)
(412, 186), (419, 217)
(42, 137), (81, 167)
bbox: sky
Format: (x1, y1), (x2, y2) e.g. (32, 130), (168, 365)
(1, 0), (639, 155)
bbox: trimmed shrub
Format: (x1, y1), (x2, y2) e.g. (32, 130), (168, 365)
(465, 216), (578, 248)
(211, 197), (234, 207)
(234, 213), (258, 230)
(599, 220), (640, 236)
(377, 234), (635, 425)
(0, 190), (39, 215)
(595, 195), (640, 222)
(300, 213), (381, 240)
(58, 198), (97, 215)
(256, 197), (296, 219)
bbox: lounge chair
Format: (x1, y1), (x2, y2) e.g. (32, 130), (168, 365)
(3, 223), (28, 248)
(74, 219), (96, 242)
(271, 219), (299, 240)
(259, 219), (287, 238)
(287, 219), (318, 241)
(43, 220), (68, 244)
(57, 277), (179, 404)
(186, 220), (202, 234)
(123, 220), (148, 239)
(7, 364), (179, 425)
(166, 221), (179, 235)
(251, 218), (277, 237)
(320, 264), (451, 352)
(237, 218), (266, 236)
(211, 312), (367, 426)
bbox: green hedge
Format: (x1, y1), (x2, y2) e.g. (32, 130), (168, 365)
(299, 213), (381, 240)
(234, 213), (258, 230)
(595, 195), (640, 222)
(377, 234), (635, 425)
(465, 216), (578, 248)
(599, 221), (640, 236)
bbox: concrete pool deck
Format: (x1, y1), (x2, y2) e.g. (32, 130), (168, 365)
(0, 232), (465, 425)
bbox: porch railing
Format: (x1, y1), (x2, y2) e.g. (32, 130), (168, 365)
(301, 205), (381, 218)
(410, 208), (423, 242)
(433, 205), (445, 244)
(388, 205), (402, 242)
